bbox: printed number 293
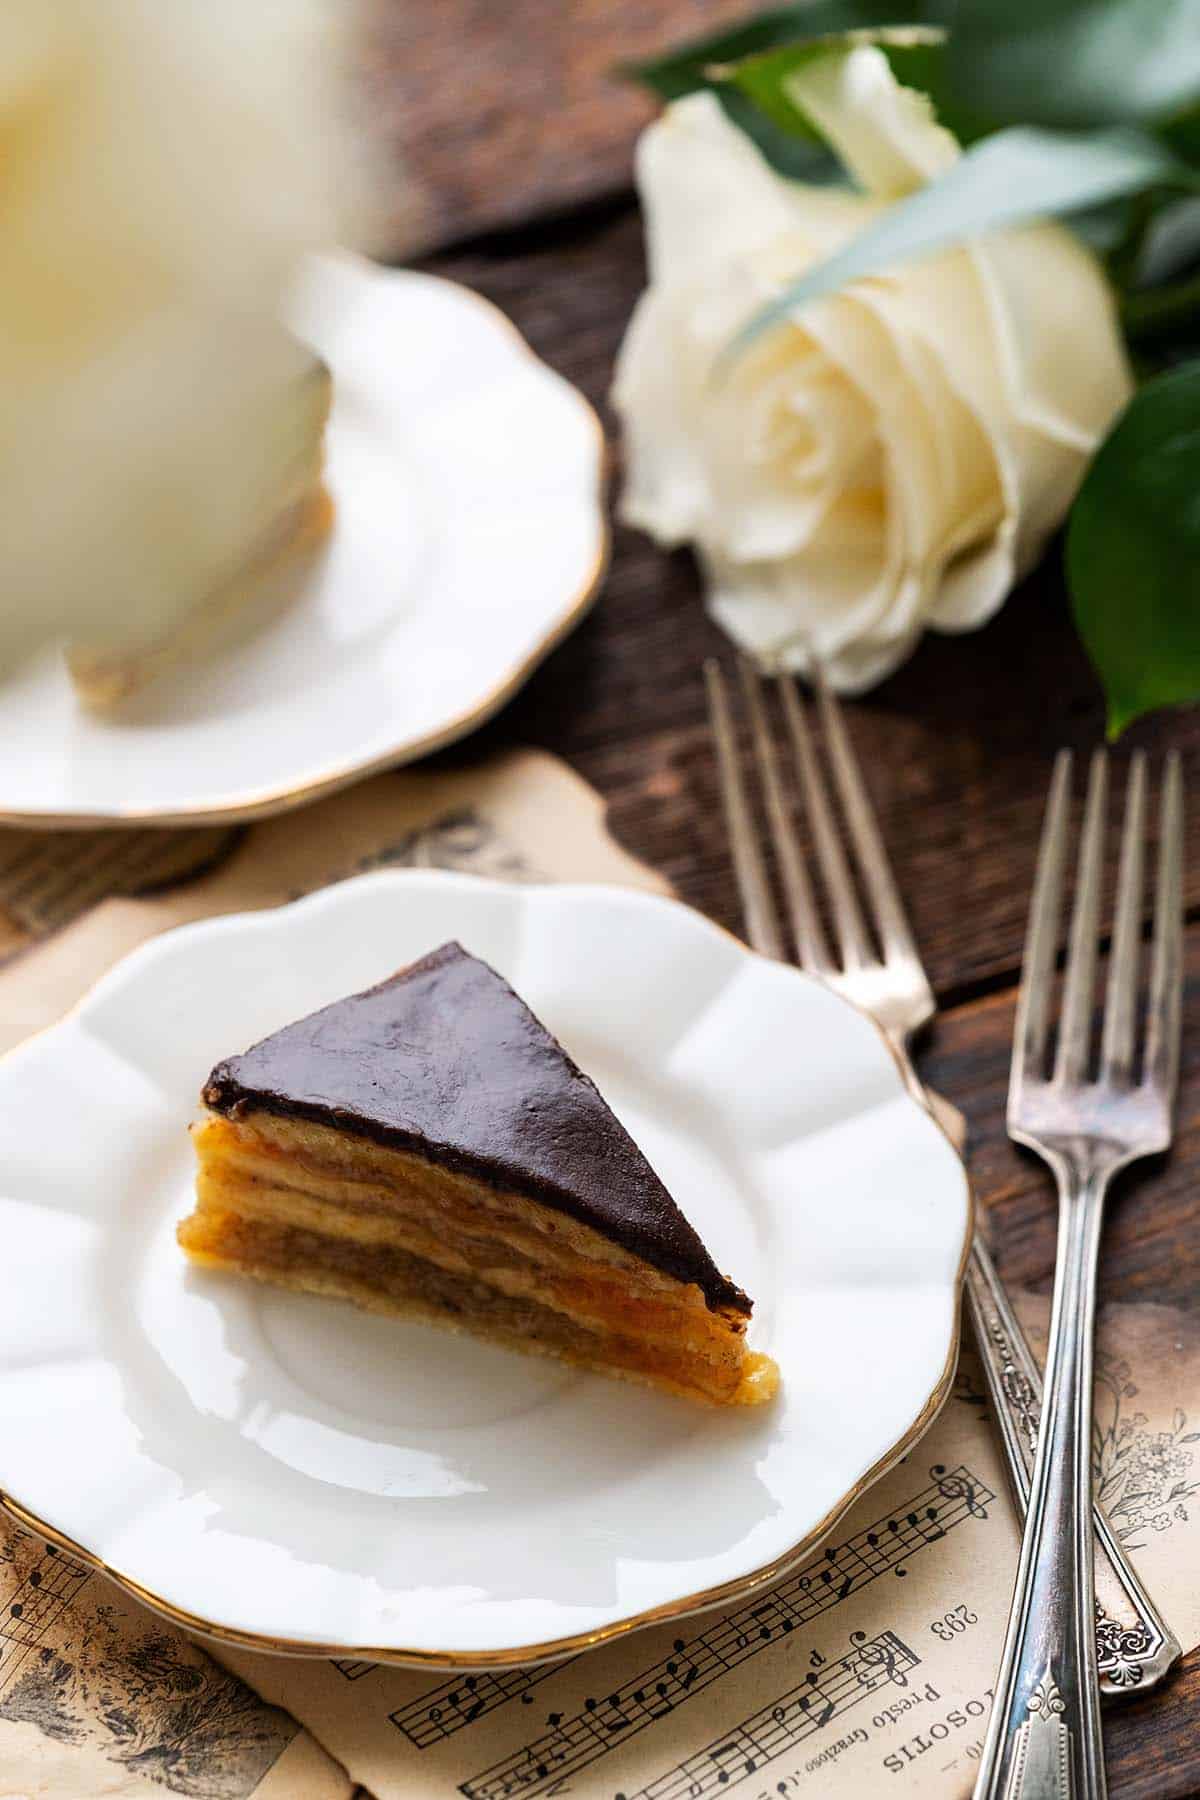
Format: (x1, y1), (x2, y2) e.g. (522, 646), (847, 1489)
(930, 1604), (978, 1642)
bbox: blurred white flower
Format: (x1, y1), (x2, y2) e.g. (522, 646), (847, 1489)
(612, 54), (1133, 690)
(1, 0), (366, 678)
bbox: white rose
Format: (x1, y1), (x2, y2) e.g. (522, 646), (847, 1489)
(612, 52), (1133, 690)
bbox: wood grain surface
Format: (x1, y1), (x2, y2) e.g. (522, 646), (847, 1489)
(8, 4), (1193, 1792)
(390, 10), (1200, 1793)
(363, 0), (750, 250)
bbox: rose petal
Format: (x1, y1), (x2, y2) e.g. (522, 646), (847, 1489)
(814, 626), (924, 691)
(615, 85), (1132, 693)
(842, 253), (1019, 547)
(613, 287), (712, 545)
(799, 290), (1007, 638)
(703, 539), (891, 666)
(924, 520), (1017, 633)
(633, 92), (858, 288)
(968, 229), (1133, 552)
(973, 226), (1133, 449)
(783, 45), (958, 200)
(869, 313), (1003, 575)
(703, 329), (881, 561)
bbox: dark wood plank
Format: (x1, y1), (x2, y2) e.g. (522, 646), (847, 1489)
(417, 202), (1200, 1797)
(918, 944), (1200, 1800)
(364, 0), (749, 250)
(420, 203), (1200, 999)
(251, 5), (1200, 1777)
(1103, 1649), (1200, 1800)
(918, 932), (1200, 1314)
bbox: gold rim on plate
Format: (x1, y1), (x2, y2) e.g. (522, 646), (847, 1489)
(0, 906), (973, 1670)
(0, 266), (609, 832)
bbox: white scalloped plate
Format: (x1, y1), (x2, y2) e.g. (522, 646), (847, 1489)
(0, 873), (970, 1666)
(0, 255), (606, 827)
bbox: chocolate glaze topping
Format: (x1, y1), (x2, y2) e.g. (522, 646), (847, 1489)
(203, 941), (750, 1315)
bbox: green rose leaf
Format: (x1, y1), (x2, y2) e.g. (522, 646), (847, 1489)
(1067, 361), (1200, 736)
(724, 123), (1193, 365)
(624, 0), (943, 177)
(628, 0), (1200, 136)
(715, 26), (974, 149)
(626, 0), (935, 101)
(947, 0), (1200, 134)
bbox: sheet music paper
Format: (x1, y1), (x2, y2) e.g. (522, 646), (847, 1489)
(0, 1517), (351, 1800)
(3, 750), (1196, 1798)
(0, 749), (668, 1057)
(216, 1297), (1200, 1800)
(0, 748), (667, 1798)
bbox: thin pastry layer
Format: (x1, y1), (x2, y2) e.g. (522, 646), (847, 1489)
(181, 1111), (778, 1406)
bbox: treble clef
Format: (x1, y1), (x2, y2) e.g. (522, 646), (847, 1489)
(931, 1463), (988, 1519)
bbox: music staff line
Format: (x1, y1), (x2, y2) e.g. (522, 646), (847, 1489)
(401, 1463), (989, 1755)
(331, 1658), (376, 1683)
(391, 1661), (579, 1748)
(458, 1464), (990, 1800)
(0, 1538), (93, 1698)
(623, 1631), (920, 1800)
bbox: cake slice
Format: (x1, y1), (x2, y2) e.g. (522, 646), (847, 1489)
(66, 351), (334, 708)
(179, 942), (778, 1406)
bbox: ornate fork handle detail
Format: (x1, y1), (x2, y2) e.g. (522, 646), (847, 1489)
(974, 749), (1184, 1800)
(703, 684), (1184, 1800)
(964, 1233), (1179, 1699)
(977, 1163), (1110, 1800)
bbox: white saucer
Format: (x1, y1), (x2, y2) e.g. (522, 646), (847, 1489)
(0, 872), (971, 1665)
(0, 256), (606, 827)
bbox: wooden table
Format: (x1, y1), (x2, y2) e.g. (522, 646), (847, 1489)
(372, 6), (1200, 1793)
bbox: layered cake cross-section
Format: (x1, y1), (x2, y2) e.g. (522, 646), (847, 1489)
(178, 942), (778, 1406)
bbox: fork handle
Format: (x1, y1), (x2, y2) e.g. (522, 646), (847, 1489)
(964, 1235), (1179, 1699)
(973, 1165), (1109, 1800)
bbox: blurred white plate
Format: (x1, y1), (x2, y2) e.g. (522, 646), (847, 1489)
(0, 872), (970, 1665)
(0, 255), (605, 827)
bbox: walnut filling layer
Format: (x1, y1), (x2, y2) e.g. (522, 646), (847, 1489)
(182, 1111), (778, 1406)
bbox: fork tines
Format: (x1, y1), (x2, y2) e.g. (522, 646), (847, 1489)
(703, 654), (934, 1032)
(1011, 747), (1184, 1116)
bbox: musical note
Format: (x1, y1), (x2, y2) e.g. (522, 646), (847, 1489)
(601, 1693), (633, 1733)
(883, 1514), (911, 1577)
(599, 1632), (923, 1800)
(389, 1660), (572, 1747)
(0, 1542), (93, 1709)
(650, 1682), (676, 1719)
(457, 1468), (993, 1794)
(798, 1692), (835, 1727)
(0, 1539), (91, 1669)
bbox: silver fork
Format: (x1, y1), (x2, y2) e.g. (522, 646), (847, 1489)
(973, 748), (1184, 1800)
(705, 657), (1179, 1705)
